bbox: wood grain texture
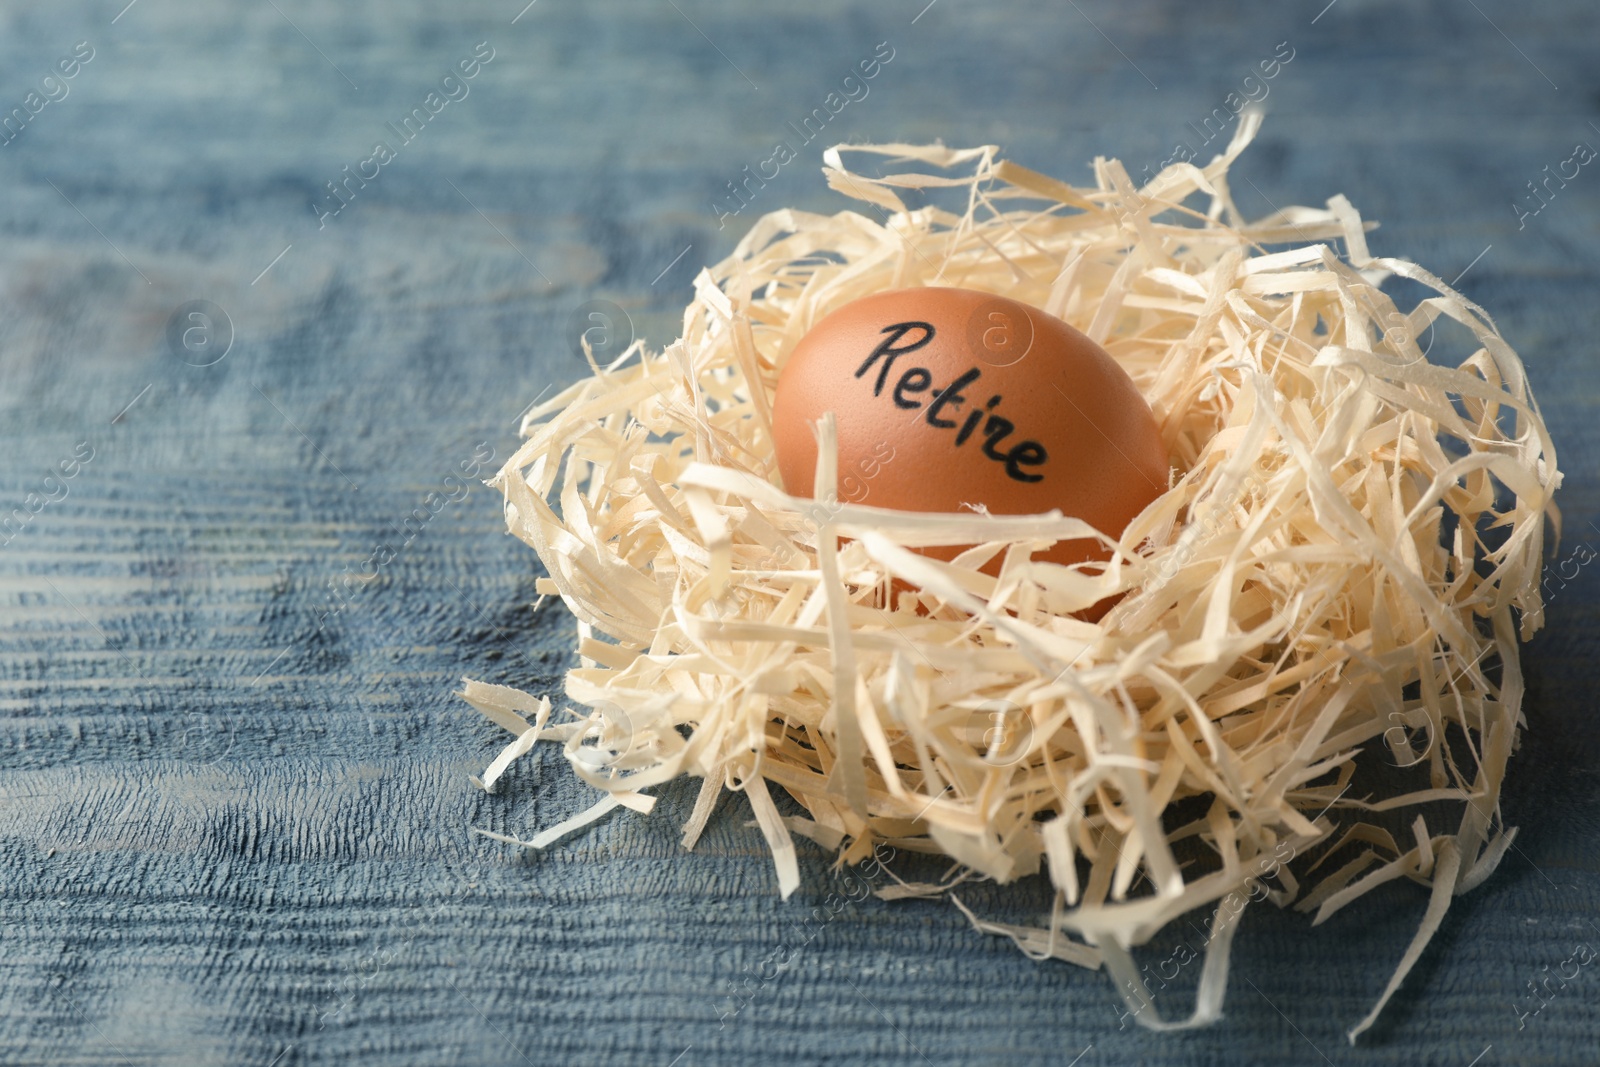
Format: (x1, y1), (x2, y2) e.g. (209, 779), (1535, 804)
(0, 1), (1597, 1064)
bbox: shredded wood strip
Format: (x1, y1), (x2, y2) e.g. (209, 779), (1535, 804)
(463, 115), (1559, 1039)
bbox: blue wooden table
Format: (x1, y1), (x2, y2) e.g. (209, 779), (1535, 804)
(2, 1), (1596, 1064)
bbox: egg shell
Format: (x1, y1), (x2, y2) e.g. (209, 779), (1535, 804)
(770, 287), (1168, 579)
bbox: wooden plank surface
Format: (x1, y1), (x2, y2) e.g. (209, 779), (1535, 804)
(1, 1), (1597, 1064)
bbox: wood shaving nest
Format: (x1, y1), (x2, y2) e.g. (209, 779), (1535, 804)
(460, 114), (1560, 1041)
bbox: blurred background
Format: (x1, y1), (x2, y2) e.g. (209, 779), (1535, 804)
(0, 1), (1595, 1064)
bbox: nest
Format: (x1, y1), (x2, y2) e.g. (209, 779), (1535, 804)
(462, 114), (1560, 1040)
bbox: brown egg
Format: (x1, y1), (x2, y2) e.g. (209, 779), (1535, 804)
(770, 287), (1167, 604)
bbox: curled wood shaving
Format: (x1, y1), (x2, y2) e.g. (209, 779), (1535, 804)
(463, 115), (1560, 1038)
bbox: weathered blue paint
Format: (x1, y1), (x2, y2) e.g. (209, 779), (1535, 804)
(0, 1), (1596, 1064)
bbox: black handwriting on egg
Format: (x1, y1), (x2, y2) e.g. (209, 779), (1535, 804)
(853, 320), (1048, 483)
